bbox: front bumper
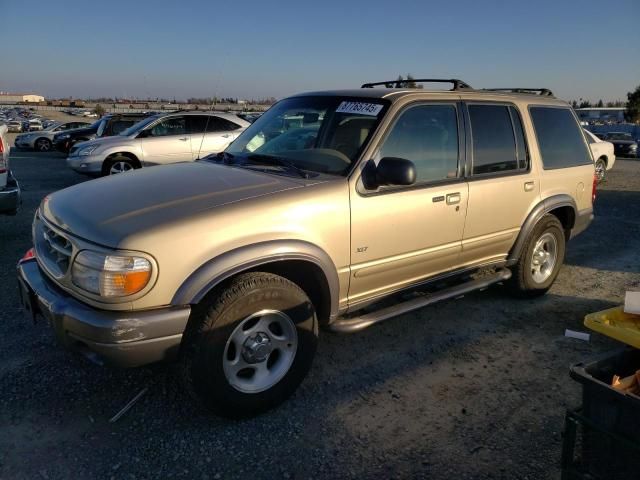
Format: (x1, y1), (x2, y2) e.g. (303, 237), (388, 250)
(66, 154), (104, 174)
(15, 138), (35, 149)
(0, 172), (21, 214)
(17, 258), (191, 367)
(53, 140), (72, 153)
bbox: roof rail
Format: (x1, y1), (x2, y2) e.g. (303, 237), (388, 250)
(484, 88), (554, 97)
(361, 78), (473, 90)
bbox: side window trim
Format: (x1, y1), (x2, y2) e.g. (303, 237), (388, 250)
(462, 101), (530, 180)
(357, 100), (465, 196)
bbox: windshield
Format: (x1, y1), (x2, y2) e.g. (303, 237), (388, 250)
(607, 132), (632, 140)
(120, 116), (160, 136)
(226, 96), (389, 175)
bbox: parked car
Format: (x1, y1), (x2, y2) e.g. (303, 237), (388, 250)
(583, 129), (615, 182)
(28, 119), (44, 131)
(18, 80), (595, 417)
(15, 121), (91, 152)
(7, 121), (23, 133)
(0, 124), (20, 215)
(53, 113), (152, 154)
(66, 111), (249, 175)
(600, 132), (638, 158)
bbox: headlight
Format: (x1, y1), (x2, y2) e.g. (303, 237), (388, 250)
(71, 250), (152, 297)
(78, 145), (99, 156)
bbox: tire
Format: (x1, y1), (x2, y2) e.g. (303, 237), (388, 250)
(180, 272), (318, 418)
(102, 155), (138, 176)
(508, 214), (566, 297)
(34, 138), (52, 152)
(594, 158), (606, 183)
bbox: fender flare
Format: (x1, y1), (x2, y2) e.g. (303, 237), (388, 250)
(171, 240), (340, 319)
(507, 194), (576, 265)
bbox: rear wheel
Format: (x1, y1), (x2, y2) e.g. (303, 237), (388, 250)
(508, 214), (566, 297)
(180, 272), (318, 418)
(35, 138), (51, 152)
(594, 158), (606, 183)
(102, 155), (138, 176)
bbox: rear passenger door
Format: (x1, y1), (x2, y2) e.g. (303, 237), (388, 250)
(349, 102), (468, 305)
(459, 103), (540, 266)
(188, 115), (242, 159)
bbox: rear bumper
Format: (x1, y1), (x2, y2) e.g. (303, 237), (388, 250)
(17, 259), (191, 367)
(570, 207), (594, 239)
(0, 172), (21, 214)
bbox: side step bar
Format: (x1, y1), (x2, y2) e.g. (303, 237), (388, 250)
(329, 268), (512, 333)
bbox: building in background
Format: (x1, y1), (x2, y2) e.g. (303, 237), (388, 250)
(0, 92), (45, 103)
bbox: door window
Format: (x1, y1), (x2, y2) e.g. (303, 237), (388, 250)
(469, 104), (520, 175)
(146, 117), (187, 137)
(377, 104), (459, 184)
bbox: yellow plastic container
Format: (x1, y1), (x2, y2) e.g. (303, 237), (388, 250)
(584, 306), (640, 349)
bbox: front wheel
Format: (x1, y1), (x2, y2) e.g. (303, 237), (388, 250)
(102, 156), (138, 175)
(594, 158), (606, 183)
(180, 272), (318, 418)
(508, 214), (566, 297)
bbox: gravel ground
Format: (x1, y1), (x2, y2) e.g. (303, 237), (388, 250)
(0, 129), (639, 479)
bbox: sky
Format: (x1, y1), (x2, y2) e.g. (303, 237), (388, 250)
(1, 0), (639, 102)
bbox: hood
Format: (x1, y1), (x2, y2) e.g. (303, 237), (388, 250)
(75, 134), (132, 149)
(56, 126), (97, 138)
(42, 162), (308, 247)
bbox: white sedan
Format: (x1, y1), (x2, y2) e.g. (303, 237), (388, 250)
(15, 121), (91, 152)
(584, 129), (615, 182)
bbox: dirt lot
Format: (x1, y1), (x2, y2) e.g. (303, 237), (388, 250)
(0, 127), (639, 479)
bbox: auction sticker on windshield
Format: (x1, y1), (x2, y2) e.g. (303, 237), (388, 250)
(336, 101), (384, 116)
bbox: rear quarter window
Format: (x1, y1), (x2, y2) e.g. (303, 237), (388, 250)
(529, 107), (592, 169)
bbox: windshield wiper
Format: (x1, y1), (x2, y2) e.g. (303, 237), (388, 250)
(245, 154), (310, 179)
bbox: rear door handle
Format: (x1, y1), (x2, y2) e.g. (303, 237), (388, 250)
(446, 192), (461, 205)
(524, 181), (535, 192)
(222, 134), (232, 138)
(179, 137), (189, 141)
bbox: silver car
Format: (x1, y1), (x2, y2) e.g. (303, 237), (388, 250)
(15, 121), (91, 151)
(66, 111), (250, 175)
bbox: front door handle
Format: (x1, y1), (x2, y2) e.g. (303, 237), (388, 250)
(446, 192), (461, 205)
(524, 181), (535, 192)
(222, 134), (232, 138)
(179, 137), (189, 141)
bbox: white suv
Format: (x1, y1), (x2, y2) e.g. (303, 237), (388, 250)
(66, 111), (250, 175)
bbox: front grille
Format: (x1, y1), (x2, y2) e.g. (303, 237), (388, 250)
(34, 215), (73, 278)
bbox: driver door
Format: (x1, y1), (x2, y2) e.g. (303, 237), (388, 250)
(139, 115), (191, 165)
(348, 103), (469, 306)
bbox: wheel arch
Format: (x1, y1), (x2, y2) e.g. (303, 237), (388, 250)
(171, 240), (340, 325)
(507, 194), (576, 265)
(105, 151), (141, 166)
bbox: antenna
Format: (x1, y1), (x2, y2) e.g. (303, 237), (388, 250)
(196, 96), (217, 161)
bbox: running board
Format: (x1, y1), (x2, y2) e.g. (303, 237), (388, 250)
(329, 268), (512, 333)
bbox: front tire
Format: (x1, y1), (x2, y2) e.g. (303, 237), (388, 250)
(180, 272), (318, 418)
(594, 158), (606, 183)
(508, 214), (566, 297)
(102, 156), (138, 176)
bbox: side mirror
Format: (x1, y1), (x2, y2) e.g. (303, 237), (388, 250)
(361, 157), (417, 190)
(137, 129), (150, 138)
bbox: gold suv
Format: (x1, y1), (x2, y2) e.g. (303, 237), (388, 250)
(18, 79), (595, 417)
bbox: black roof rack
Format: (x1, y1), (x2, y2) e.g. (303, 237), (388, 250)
(361, 78), (472, 90)
(484, 88), (554, 97)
